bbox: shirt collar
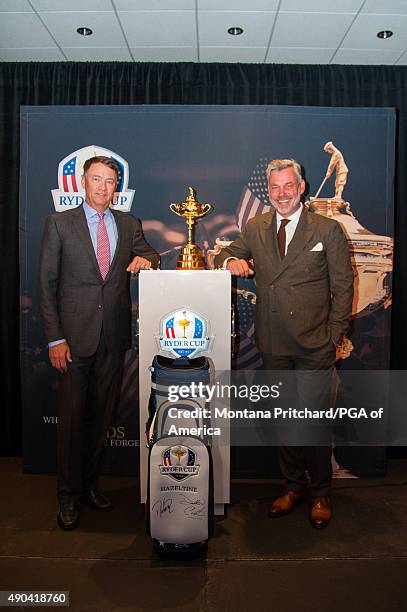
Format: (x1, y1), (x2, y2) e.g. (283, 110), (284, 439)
(83, 201), (113, 221)
(276, 203), (303, 226)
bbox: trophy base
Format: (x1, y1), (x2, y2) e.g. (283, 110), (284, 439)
(176, 244), (206, 270)
(306, 198), (348, 218)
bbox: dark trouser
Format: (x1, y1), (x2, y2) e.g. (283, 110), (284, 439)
(262, 349), (335, 497)
(57, 330), (124, 503)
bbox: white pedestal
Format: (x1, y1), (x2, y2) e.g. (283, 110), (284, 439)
(138, 270), (231, 515)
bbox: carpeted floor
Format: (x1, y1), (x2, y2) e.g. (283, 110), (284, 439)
(1, 457), (406, 611)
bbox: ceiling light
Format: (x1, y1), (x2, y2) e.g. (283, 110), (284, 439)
(377, 30), (393, 39)
(228, 27), (243, 36)
(77, 27), (93, 36)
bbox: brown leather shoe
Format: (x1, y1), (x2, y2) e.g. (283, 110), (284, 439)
(269, 490), (306, 518)
(83, 489), (113, 512)
(57, 500), (80, 531)
(309, 496), (332, 529)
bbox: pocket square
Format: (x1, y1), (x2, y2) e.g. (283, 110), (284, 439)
(310, 242), (323, 252)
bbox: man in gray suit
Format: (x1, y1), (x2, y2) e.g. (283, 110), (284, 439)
(215, 159), (353, 529)
(38, 156), (159, 530)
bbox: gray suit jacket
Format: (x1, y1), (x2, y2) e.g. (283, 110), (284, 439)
(215, 208), (354, 356)
(38, 205), (159, 356)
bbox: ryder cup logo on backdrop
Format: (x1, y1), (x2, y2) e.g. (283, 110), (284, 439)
(159, 445), (200, 481)
(51, 145), (135, 213)
(159, 308), (209, 358)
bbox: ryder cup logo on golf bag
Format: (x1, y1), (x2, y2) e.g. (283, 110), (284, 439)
(146, 355), (214, 559)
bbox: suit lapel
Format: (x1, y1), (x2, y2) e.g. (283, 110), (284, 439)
(258, 212), (280, 275)
(71, 205), (100, 275)
(109, 208), (123, 276)
(265, 211), (281, 261)
(269, 208), (317, 283)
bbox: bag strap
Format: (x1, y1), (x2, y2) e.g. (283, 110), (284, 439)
(147, 401), (212, 447)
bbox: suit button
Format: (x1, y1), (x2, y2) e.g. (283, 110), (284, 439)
(289, 311), (293, 315)
(98, 304), (103, 310)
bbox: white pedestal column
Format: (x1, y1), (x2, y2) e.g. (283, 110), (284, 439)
(138, 270), (231, 515)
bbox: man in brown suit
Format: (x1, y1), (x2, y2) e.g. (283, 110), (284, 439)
(215, 159), (353, 529)
(38, 156), (159, 530)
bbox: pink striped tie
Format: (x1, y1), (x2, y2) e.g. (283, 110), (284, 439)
(97, 212), (110, 280)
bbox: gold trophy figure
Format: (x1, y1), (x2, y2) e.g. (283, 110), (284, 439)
(170, 187), (213, 270)
(178, 311), (191, 338)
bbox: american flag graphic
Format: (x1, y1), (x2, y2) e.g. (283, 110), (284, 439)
(233, 291), (263, 370)
(163, 449), (172, 466)
(232, 158), (274, 369)
(165, 317), (175, 339)
(118, 349), (139, 419)
(234, 322), (263, 370)
(236, 157), (273, 231)
(62, 156), (79, 192)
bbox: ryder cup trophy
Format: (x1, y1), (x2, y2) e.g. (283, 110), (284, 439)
(170, 187), (213, 270)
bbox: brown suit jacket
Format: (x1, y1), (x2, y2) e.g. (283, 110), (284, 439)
(215, 208), (354, 356)
(38, 205), (159, 356)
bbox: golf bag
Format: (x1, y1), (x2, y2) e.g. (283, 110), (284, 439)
(146, 355), (214, 559)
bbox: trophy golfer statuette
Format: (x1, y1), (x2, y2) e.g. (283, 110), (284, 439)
(170, 187), (213, 270)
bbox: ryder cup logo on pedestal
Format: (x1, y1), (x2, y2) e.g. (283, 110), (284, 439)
(51, 145), (135, 213)
(159, 308), (210, 358)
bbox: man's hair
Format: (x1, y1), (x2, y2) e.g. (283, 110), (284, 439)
(266, 159), (302, 183)
(83, 156), (120, 181)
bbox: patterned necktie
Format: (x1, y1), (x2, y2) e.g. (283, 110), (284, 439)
(277, 218), (290, 259)
(97, 212), (110, 279)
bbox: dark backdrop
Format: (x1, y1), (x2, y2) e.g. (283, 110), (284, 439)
(1, 62), (406, 456)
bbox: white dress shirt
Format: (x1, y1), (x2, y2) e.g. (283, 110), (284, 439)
(275, 203), (303, 255)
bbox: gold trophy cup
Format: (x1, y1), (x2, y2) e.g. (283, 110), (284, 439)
(178, 311), (191, 337)
(170, 187), (213, 270)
